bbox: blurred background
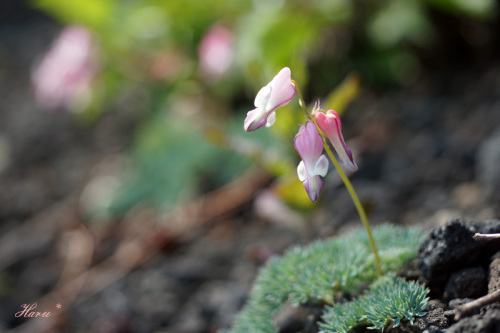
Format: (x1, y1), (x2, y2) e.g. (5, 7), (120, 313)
(0, 0), (499, 332)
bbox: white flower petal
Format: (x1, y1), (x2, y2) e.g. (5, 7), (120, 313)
(254, 85), (272, 108)
(297, 160), (306, 182)
(265, 111), (276, 127)
(313, 154), (329, 177)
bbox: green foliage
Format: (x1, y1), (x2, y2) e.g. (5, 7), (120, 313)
(109, 113), (251, 214)
(368, 0), (434, 49)
(227, 225), (426, 333)
(33, 0), (115, 29)
(320, 276), (429, 332)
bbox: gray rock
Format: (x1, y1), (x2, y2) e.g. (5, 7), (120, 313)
(416, 308), (450, 330)
(423, 326), (444, 333)
(418, 218), (500, 289)
(448, 298), (474, 310)
(488, 256), (500, 293)
(443, 267), (487, 301)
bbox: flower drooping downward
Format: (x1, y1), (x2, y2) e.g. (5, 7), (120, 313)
(294, 122), (329, 203)
(244, 67), (296, 132)
(315, 110), (358, 172)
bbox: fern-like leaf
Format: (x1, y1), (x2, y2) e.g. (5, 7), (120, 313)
(227, 225), (425, 333)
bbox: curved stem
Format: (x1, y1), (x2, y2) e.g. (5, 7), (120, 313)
(291, 80), (312, 121)
(292, 79), (382, 275)
(320, 138), (382, 276)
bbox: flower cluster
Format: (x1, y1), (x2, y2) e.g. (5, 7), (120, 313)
(244, 67), (357, 202)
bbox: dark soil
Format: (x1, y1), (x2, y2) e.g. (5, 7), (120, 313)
(1, 3), (500, 333)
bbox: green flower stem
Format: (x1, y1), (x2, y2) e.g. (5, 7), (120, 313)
(291, 80), (382, 276)
(291, 80), (312, 122)
(319, 136), (382, 276)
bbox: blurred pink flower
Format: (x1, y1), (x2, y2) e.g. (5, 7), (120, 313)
(294, 122), (329, 203)
(198, 24), (234, 79)
(32, 26), (97, 112)
(244, 67), (295, 132)
(315, 109), (358, 172)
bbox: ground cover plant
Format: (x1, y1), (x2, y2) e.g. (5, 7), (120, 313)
(227, 225), (428, 332)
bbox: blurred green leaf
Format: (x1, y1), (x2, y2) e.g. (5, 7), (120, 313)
(271, 104), (306, 139)
(124, 5), (169, 43)
(227, 112), (296, 177)
(368, 0), (434, 49)
(149, 0), (251, 49)
(324, 73), (361, 116)
(309, 0), (352, 22)
(274, 174), (315, 210)
(355, 50), (421, 86)
(236, 4), (322, 87)
(33, 0), (115, 29)
(109, 112), (251, 215)
(423, 0), (496, 18)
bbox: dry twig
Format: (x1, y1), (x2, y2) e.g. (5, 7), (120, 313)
(473, 233), (500, 240)
(454, 289), (500, 320)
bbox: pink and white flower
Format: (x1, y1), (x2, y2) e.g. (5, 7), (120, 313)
(294, 122), (329, 203)
(198, 24), (234, 79)
(32, 26), (97, 112)
(244, 67), (295, 132)
(315, 109), (358, 172)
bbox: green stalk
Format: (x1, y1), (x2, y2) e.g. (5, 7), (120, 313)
(319, 138), (382, 276)
(291, 80), (313, 122)
(291, 80), (382, 276)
